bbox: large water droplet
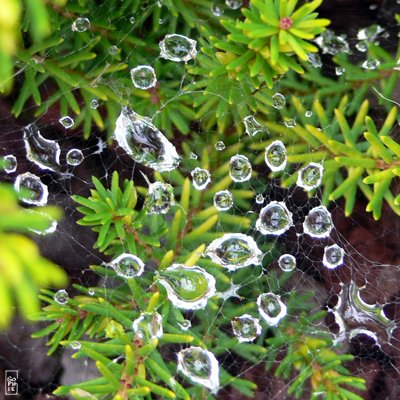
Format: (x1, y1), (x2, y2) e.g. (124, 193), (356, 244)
(314, 29), (350, 55)
(323, 244), (344, 269)
(158, 264), (216, 310)
(145, 181), (174, 214)
(303, 206), (333, 238)
(114, 107), (181, 172)
(256, 201), (293, 236)
(191, 167), (211, 190)
(229, 154), (252, 182)
(72, 17), (90, 32)
(130, 65), (157, 89)
(66, 149), (84, 166)
(205, 233), (262, 271)
(2, 155), (17, 173)
(59, 116), (74, 129)
(109, 253), (145, 278)
(265, 140), (287, 172)
(231, 314), (261, 342)
(272, 93), (286, 109)
(257, 293), (287, 326)
(213, 190), (233, 211)
(278, 254), (296, 272)
(54, 289), (69, 305)
(23, 123), (60, 172)
(177, 346), (219, 393)
(225, 0), (243, 9)
(243, 115), (263, 137)
(159, 34), (197, 63)
(132, 311), (163, 341)
(297, 162), (323, 191)
(14, 172), (48, 206)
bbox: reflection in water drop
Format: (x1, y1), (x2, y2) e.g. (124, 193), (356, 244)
(144, 182), (174, 214)
(14, 172), (49, 206)
(256, 201), (293, 236)
(265, 140), (287, 172)
(72, 17), (90, 32)
(231, 314), (261, 342)
(159, 34), (197, 62)
(257, 292), (287, 326)
(130, 65), (157, 89)
(278, 254), (296, 272)
(213, 190), (233, 211)
(54, 289), (69, 305)
(303, 206), (333, 238)
(109, 253), (145, 278)
(243, 115), (263, 137)
(215, 141), (225, 151)
(297, 162), (323, 191)
(59, 116), (75, 129)
(178, 319), (192, 331)
(229, 154), (252, 182)
(323, 244), (344, 269)
(2, 155), (17, 173)
(132, 311), (163, 341)
(272, 93), (286, 109)
(191, 167), (211, 190)
(66, 149), (84, 166)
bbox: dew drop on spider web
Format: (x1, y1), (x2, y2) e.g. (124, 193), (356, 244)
(213, 190), (233, 211)
(314, 29), (350, 55)
(189, 152), (198, 160)
(144, 181), (174, 214)
(132, 311), (163, 341)
(297, 162), (323, 191)
(14, 172), (48, 206)
(71, 17), (90, 32)
(177, 346), (220, 393)
(229, 154), (252, 182)
(109, 253), (145, 278)
(66, 149), (84, 166)
(335, 66), (345, 75)
(362, 59), (380, 70)
(130, 65), (157, 89)
(191, 167), (211, 190)
(2, 155), (17, 173)
(211, 5), (223, 16)
(243, 115), (263, 137)
(357, 24), (384, 42)
(305, 110), (313, 118)
(70, 341), (81, 351)
(178, 320), (192, 331)
(23, 123), (60, 172)
(356, 41), (368, 52)
(303, 206), (333, 238)
(255, 194), (264, 204)
(90, 99), (99, 109)
(307, 53), (322, 68)
(59, 116), (75, 129)
(205, 233), (262, 271)
(323, 244), (344, 269)
(231, 314), (261, 342)
(265, 140), (287, 172)
(108, 45), (118, 55)
(215, 141), (225, 151)
(284, 117), (296, 128)
(157, 264), (216, 310)
(54, 289), (69, 305)
(225, 0), (243, 9)
(257, 293), (287, 326)
(272, 93), (286, 109)
(256, 201), (293, 236)
(159, 34), (197, 62)
(114, 106), (181, 172)
(278, 254), (296, 272)
(129, 16), (135, 23)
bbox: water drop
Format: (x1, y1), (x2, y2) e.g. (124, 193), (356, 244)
(355, 41), (368, 52)
(159, 34), (197, 63)
(284, 118), (296, 128)
(88, 288), (95, 296)
(256, 201), (293, 236)
(28, 210), (57, 235)
(335, 66), (345, 75)
(114, 106), (181, 172)
(130, 16), (135, 24)
(357, 24), (384, 42)
(243, 115), (263, 136)
(191, 167), (211, 190)
(72, 17), (90, 32)
(109, 253), (145, 278)
(132, 311), (163, 341)
(305, 110), (313, 118)
(272, 93), (286, 109)
(178, 320), (192, 331)
(229, 154), (252, 182)
(265, 140), (287, 172)
(14, 172), (48, 206)
(303, 206), (333, 238)
(231, 314), (261, 342)
(307, 53), (322, 68)
(212, 5), (223, 16)
(213, 190), (233, 211)
(314, 29), (350, 55)
(215, 141), (225, 151)
(144, 181), (174, 214)
(59, 116), (74, 129)
(130, 65), (157, 90)
(362, 59), (380, 70)
(66, 149), (84, 166)
(205, 233), (262, 271)
(54, 289), (69, 305)
(23, 123), (60, 172)
(297, 162), (323, 191)
(255, 194), (264, 204)
(225, 0), (243, 9)
(190, 152), (198, 159)
(158, 264), (216, 310)
(257, 292), (287, 326)
(323, 244), (344, 269)
(2, 155), (17, 173)
(108, 45), (118, 55)
(70, 341), (81, 351)
(90, 99), (99, 109)
(177, 346), (219, 393)
(278, 254), (296, 272)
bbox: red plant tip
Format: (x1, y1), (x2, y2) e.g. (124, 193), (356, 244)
(279, 17), (293, 30)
